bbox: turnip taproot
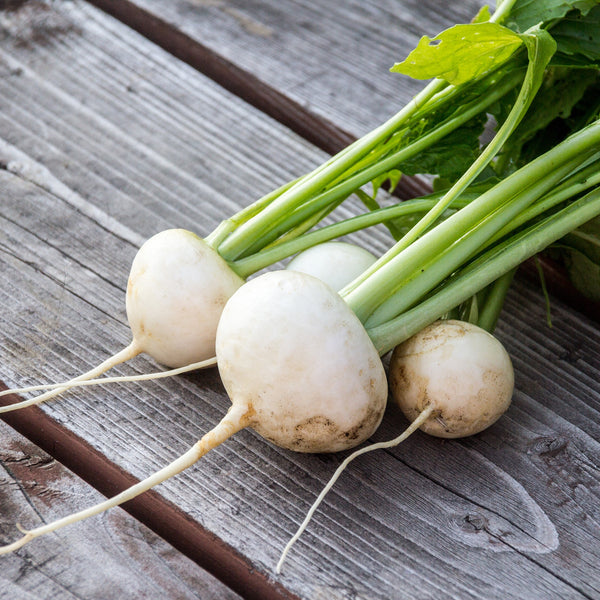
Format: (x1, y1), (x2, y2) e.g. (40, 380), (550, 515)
(0, 270), (387, 553)
(0, 229), (242, 413)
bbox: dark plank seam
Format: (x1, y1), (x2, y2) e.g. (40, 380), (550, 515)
(0, 387), (300, 600)
(83, 0), (430, 201)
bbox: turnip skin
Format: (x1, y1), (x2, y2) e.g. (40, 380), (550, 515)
(216, 270), (388, 453)
(286, 241), (377, 292)
(389, 319), (514, 438)
(0, 229), (241, 412)
(126, 229), (244, 368)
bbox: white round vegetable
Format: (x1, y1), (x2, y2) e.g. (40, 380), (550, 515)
(216, 269), (388, 452)
(389, 319), (514, 438)
(286, 241), (377, 292)
(0, 270), (388, 553)
(126, 228), (244, 367)
(0, 228), (244, 412)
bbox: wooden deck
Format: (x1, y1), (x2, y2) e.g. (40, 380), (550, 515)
(0, 2), (599, 599)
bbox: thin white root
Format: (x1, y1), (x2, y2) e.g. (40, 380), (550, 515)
(0, 355), (217, 413)
(0, 403), (251, 555)
(0, 532), (35, 554)
(276, 405), (435, 573)
(0, 342), (140, 413)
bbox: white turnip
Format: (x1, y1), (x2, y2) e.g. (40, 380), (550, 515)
(0, 229), (243, 413)
(0, 270), (387, 552)
(126, 229), (244, 368)
(389, 319), (514, 438)
(286, 241), (377, 293)
(216, 270), (387, 452)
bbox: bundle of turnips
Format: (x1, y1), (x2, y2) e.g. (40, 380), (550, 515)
(1, 0), (600, 571)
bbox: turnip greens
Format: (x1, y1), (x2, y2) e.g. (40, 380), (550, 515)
(1, 0), (600, 565)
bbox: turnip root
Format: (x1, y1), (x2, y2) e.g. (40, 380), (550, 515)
(0, 229), (243, 413)
(286, 241), (377, 293)
(216, 270), (387, 452)
(0, 270), (387, 552)
(277, 318), (514, 571)
(389, 319), (514, 438)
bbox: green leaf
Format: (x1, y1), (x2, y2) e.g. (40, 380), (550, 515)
(550, 4), (600, 60)
(499, 68), (600, 171)
(371, 169), (403, 199)
(556, 216), (600, 300)
(505, 0), (599, 32)
(396, 114), (487, 180)
(391, 22), (524, 85)
(472, 5), (492, 23)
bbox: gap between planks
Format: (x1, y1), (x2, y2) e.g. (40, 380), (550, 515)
(84, 0), (430, 201)
(0, 387), (299, 600)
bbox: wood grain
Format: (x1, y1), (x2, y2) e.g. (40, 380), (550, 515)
(98, 0), (485, 136)
(0, 2), (598, 600)
(87, 0), (483, 200)
(0, 420), (243, 600)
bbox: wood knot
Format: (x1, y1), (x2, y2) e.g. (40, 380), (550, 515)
(461, 512), (488, 533)
(527, 436), (568, 458)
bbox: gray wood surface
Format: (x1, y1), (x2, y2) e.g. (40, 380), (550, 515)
(0, 420), (242, 600)
(0, 1), (598, 600)
(125, 0), (485, 137)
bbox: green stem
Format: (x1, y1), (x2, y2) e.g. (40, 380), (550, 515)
(490, 0), (519, 24)
(205, 178), (300, 248)
(216, 79), (447, 261)
(477, 269), (516, 332)
(344, 119), (600, 324)
(362, 151), (588, 328)
(232, 198), (470, 278)
(367, 186), (600, 355)
(234, 70), (522, 261)
(488, 155), (600, 243)
(206, 117), (402, 249)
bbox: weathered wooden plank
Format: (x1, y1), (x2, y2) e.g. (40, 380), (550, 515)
(94, 0), (485, 137)
(0, 420), (243, 600)
(86, 0), (485, 201)
(0, 0), (393, 246)
(0, 2), (598, 600)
